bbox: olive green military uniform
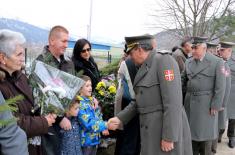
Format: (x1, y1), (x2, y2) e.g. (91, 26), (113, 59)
(36, 46), (76, 75)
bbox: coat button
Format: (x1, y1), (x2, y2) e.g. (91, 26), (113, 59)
(145, 126), (148, 129)
(140, 90), (143, 94)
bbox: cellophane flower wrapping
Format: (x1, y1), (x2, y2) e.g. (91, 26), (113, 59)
(29, 60), (84, 116)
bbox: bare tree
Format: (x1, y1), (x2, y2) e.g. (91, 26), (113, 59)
(149, 0), (235, 39)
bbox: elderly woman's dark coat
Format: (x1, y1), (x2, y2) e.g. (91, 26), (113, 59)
(0, 68), (48, 155)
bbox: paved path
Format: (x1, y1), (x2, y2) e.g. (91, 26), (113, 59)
(217, 130), (235, 155)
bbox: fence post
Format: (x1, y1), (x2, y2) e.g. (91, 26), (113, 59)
(109, 54), (112, 63)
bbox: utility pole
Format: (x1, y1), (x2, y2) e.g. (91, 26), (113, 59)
(87, 0), (93, 41)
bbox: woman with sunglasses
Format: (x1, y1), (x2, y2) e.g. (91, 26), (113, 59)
(72, 39), (100, 90)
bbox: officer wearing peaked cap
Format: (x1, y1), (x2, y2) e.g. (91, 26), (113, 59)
(222, 41), (235, 148)
(191, 36), (208, 45)
(182, 36), (226, 155)
(109, 34), (193, 155)
(207, 42), (218, 48)
(211, 41), (232, 153)
(207, 42), (219, 56)
(220, 41), (235, 49)
(124, 34), (155, 53)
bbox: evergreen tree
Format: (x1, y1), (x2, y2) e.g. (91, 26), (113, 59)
(0, 95), (24, 127)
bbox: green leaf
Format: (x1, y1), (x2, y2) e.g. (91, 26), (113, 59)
(0, 95), (23, 127)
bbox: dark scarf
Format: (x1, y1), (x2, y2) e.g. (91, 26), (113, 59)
(73, 57), (100, 88)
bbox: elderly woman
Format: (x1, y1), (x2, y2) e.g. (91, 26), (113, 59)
(0, 29), (56, 155)
(72, 39), (100, 90)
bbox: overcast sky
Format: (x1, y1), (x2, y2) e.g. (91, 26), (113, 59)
(0, 0), (160, 43)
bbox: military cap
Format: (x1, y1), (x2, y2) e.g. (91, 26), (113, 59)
(207, 42), (218, 48)
(219, 41), (235, 49)
(191, 36), (208, 45)
(124, 34), (154, 53)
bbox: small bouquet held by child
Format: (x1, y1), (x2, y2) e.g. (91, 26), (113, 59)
(94, 74), (117, 120)
(29, 60), (84, 116)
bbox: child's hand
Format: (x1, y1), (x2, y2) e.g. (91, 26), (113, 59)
(92, 97), (99, 109)
(102, 129), (109, 136)
(60, 117), (72, 130)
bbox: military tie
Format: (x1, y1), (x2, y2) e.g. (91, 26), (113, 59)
(195, 59), (199, 64)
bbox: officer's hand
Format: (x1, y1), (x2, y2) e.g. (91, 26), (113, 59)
(107, 117), (121, 130)
(59, 117), (72, 130)
(219, 107), (225, 111)
(210, 108), (218, 116)
(102, 129), (109, 136)
(161, 140), (174, 152)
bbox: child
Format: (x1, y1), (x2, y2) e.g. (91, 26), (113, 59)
(77, 75), (109, 155)
(60, 98), (83, 155)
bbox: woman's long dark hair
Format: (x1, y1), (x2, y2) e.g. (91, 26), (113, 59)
(72, 39), (100, 89)
(72, 38), (92, 61)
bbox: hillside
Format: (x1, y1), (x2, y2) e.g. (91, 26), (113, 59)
(0, 17), (49, 44)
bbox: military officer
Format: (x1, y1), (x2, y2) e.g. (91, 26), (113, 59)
(109, 34), (193, 155)
(224, 41), (235, 148)
(207, 42), (219, 56)
(211, 41), (232, 153)
(182, 37), (226, 155)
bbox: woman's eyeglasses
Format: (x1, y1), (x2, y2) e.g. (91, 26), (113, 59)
(81, 48), (91, 53)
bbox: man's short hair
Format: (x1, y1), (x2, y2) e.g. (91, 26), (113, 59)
(49, 25), (69, 39)
(181, 39), (190, 48)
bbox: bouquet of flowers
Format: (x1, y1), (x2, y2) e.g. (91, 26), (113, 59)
(29, 60), (84, 116)
(94, 74), (117, 120)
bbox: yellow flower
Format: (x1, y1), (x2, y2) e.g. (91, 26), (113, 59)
(98, 90), (105, 96)
(82, 114), (88, 121)
(108, 85), (116, 94)
(92, 124), (99, 131)
(96, 81), (106, 90)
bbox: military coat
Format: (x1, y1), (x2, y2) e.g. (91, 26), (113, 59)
(117, 51), (193, 155)
(182, 52), (226, 141)
(227, 52), (235, 119)
(218, 62), (231, 129)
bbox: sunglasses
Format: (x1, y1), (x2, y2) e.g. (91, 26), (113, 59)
(81, 48), (91, 53)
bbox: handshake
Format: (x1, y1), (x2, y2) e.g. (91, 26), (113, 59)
(107, 117), (122, 130)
